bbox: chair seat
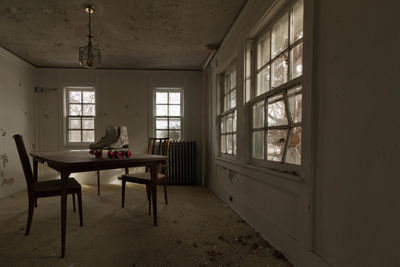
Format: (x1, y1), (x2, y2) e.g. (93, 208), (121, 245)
(120, 172), (165, 184)
(34, 178), (81, 197)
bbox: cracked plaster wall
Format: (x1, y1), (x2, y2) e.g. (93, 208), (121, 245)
(0, 47), (36, 198)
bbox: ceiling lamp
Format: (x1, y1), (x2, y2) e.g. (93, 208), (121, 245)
(79, 6), (100, 68)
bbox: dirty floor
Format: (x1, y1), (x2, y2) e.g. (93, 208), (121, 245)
(0, 184), (293, 267)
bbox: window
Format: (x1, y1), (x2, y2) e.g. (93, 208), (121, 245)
(154, 88), (183, 140)
(66, 87), (95, 144)
(220, 69), (237, 156)
(250, 0), (303, 166)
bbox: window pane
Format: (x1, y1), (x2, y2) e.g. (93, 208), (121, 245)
(256, 65), (270, 95)
(69, 130), (81, 142)
(252, 101), (265, 128)
(82, 130), (95, 142)
(156, 130), (168, 138)
(169, 130), (181, 141)
(169, 105), (181, 116)
(169, 92), (181, 104)
(291, 0), (304, 44)
(257, 34), (270, 69)
(224, 93), (230, 111)
(271, 14), (289, 58)
(156, 92), (168, 104)
(227, 134), (233, 154)
(230, 89), (236, 108)
(224, 75), (230, 93)
(221, 115), (227, 134)
(233, 111), (237, 132)
(286, 127), (302, 165)
(267, 129), (288, 162)
(82, 118), (94, 129)
(83, 91), (95, 103)
(252, 131), (264, 159)
(82, 104), (95, 116)
(69, 91), (81, 103)
(230, 70), (236, 89)
(227, 113), (233, 132)
(290, 43), (303, 79)
(268, 94), (288, 126)
(169, 118), (181, 129)
(271, 53), (288, 88)
(156, 118), (168, 129)
(288, 86), (302, 123)
(156, 105), (168, 116)
(69, 118), (81, 129)
(221, 135), (227, 154)
(69, 104), (82, 116)
(233, 134), (237, 155)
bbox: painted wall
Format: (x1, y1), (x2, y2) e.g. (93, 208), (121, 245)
(36, 69), (203, 184)
(0, 47), (36, 198)
(205, 0), (400, 267)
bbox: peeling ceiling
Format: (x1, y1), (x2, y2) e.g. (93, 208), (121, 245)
(0, 0), (247, 70)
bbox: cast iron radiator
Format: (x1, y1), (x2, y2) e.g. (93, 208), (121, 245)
(167, 141), (197, 185)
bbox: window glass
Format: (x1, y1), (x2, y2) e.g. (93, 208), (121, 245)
(67, 88), (95, 143)
(154, 89), (183, 140)
(250, 0), (303, 165)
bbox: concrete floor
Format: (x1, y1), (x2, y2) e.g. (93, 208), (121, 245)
(0, 184), (293, 267)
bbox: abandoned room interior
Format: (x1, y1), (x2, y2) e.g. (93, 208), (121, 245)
(0, 0), (398, 266)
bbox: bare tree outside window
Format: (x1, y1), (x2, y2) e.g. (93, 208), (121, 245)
(154, 88), (183, 140)
(66, 88), (95, 143)
(251, 0), (303, 165)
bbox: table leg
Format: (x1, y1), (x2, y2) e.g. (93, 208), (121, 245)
(61, 170), (70, 258)
(150, 162), (157, 226)
(33, 160), (38, 207)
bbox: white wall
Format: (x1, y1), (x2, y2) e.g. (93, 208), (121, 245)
(0, 47), (36, 198)
(206, 0), (400, 267)
(36, 68), (203, 184)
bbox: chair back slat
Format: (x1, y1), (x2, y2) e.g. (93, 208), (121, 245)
(13, 135), (35, 194)
(147, 138), (170, 174)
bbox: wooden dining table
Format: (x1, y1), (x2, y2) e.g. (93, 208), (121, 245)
(30, 150), (168, 258)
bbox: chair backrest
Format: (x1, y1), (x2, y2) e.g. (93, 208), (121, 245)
(13, 135), (34, 194)
(147, 137), (170, 157)
(147, 138), (170, 174)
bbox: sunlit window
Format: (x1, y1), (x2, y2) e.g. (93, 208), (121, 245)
(66, 87), (95, 143)
(220, 69), (237, 156)
(154, 88), (183, 140)
(251, 0), (303, 165)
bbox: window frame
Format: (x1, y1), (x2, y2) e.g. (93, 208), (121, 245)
(219, 66), (238, 157)
(64, 86), (96, 146)
(248, 0), (304, 173)
(153, 87), (184, 140)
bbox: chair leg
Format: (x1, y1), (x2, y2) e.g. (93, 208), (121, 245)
(97, 170), (101, 196)
(146, 184), (152, 215)
(163, 178), (168, 205)
(34, 198), (37, 207)
(77, 191), (83, 227)
(25, 197), (34, 235)
(72, 193), (76, 212)
(121, 180), (126, 208)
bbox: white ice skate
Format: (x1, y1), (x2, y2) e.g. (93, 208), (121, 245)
(89, 125), (131, 159)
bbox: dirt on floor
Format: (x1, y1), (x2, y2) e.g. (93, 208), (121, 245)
(0, 184), (293, 267)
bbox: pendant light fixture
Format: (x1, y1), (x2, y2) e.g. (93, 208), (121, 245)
(79, 5), (100, 68)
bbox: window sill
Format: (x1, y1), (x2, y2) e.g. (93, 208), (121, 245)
(214, 157), (302, 195)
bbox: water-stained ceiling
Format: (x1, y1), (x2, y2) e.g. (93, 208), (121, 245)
(0, 0), (247, 69)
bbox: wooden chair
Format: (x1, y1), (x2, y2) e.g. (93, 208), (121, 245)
(13, 134), (83, 235)
(120, 137), (170, 214)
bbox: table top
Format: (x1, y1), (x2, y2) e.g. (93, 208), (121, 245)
(30, 151), (168, 172)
